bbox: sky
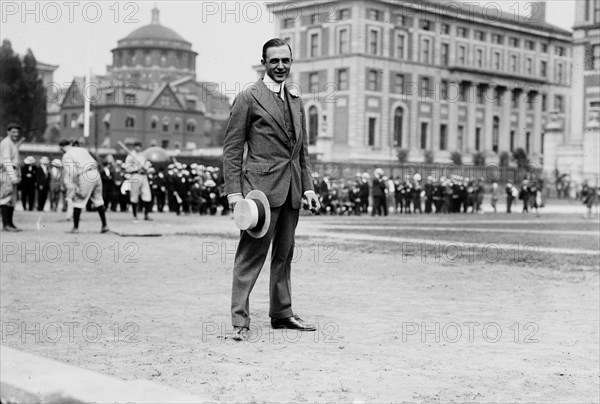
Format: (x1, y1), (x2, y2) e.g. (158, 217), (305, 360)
(1, 0), (577, 96)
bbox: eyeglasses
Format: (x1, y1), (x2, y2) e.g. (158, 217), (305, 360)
(267, 58), (292, 66)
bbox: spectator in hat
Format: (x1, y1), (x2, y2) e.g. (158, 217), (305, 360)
(36, 156), (51, 211)
(1, 123), (23, 231)
(20, 155), (37, 211)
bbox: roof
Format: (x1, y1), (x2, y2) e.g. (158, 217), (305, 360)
(122, 7), (189, 44)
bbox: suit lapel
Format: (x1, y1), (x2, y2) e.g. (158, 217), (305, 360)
(287, 90), (303, 144)
(250, 79), (287, 134)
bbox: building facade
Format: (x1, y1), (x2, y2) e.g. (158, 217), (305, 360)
(59, 7), (230, 150)
(268, 0), (572, 166)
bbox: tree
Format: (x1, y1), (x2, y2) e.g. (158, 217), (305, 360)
(450, 151), (463, 165)
(512, 147), (529, 168)
(472, 151), (486, 166)
(0, 40), (47, 142)
(396, 148), (409, 164)
(499, 151), (510, 167)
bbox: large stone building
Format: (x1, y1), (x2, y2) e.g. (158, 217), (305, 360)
(545, 0), (600, 185)
(267, 0), (573, 166)
(60, 7), (230, 150)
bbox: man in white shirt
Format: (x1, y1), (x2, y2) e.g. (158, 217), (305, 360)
(124, 141), (153, 221)
(0, 123), (23, 231)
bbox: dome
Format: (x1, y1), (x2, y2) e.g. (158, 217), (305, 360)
(125, 24), (187, 43)
(122, 7), (189, 44)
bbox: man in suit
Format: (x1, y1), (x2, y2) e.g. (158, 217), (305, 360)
(223, 38), (321, 341)
(36, 156), (51, 211)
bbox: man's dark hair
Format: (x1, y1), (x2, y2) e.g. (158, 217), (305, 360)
(262, 38), (292, 61)
(58, 139), (71, 147)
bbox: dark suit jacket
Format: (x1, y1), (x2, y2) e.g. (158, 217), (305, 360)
(36, 165), (51, 190)
(223, 79), (314, 209)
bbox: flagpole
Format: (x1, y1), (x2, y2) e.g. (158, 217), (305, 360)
(83, 23), (92, 141)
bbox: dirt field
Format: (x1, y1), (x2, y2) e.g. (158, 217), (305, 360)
(1, 209), (598, 403)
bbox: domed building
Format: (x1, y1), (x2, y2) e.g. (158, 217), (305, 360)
(60, 7), (230, 151)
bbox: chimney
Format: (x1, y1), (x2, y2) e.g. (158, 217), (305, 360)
(531, 1), (546, 23)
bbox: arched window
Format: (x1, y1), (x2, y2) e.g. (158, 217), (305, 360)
(162, 116), (170, 132)
(308, 106), (318, 145)
(174, 117), (181, 131)
(492, 116), (500, 153)
(186, 119), (197, 133)
(151, 116), (158, 130)
(125, 115), (135, 128)
(393, 107), (403, 147)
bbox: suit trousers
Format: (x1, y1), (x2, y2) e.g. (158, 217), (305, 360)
(231, 189), (299, 327)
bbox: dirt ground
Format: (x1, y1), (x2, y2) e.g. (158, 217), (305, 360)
(1, 209), (598, 403)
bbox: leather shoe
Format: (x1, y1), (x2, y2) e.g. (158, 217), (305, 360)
(232, 326), (249, 341)
(100, 226), (110, 233)
(271, 315), (316, 331)
(3, 226), (21, 232)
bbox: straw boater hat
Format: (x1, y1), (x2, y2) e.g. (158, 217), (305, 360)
(233, 190), (271, 239)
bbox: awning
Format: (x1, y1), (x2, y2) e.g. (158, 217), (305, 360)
(103, 112), (111, 124)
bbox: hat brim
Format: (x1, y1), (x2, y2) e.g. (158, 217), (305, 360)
(244, 190), (271, 239)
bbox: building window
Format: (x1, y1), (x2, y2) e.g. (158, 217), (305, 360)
(457, 27), (468, 38)
(160, 51), (167, 67)
(124, 94), (136, 104)
(441, 43), (449, 66)
(542, 94), (547, 111)
(475, 30), (486, 41)
(509, 37), (519, 48)
(420, 19), (432, 31)
(527, 92), (536, 110)
(367, 9), (381, 21)
(593, 45), (600, 70)
(393, 108), (403, 147)
(162, 117), (169, 132)
(441, 80), (449, 101)
(125, 115), (135, 128)
(282, 18), (295, 28)
(338, 8), (351, 20)
(495, 86), (504, 106)
(475, 127), (482, 151)
(368, 117), (377, 146)
(367, 69), (379, 91)
(555, 46), (565, 56)
(541, 43), (548, 53)
(510, 55), (519, 72)
(396, 33), (406, 59)
(557, 63), (564, 83)
(63, 114), (68, 128)
(491, 34), (503, 44)
(512, 90), (520, 108)
(174, 118), (180, 131)
(395, 74), (405, 94)
(476, 49), (484, 68)
(309, 72), (319, 93)
(310, 13), (318, 24)
(151, 116), (158, 129)
(510, 130), (515, 151)
(421, 37), (431, 63)
(441, 23), (450, 35)
(439, 124), (447, 150)
(526, 58), (533, 75)
(338, 28), (349, 54)
(458, 45), (467, 64)
(526, 132), (531, 154)
(493, 51), (501, 70)
(459, 82), (469, 102)
(525, 40), (535, 50)
(457, 125), (464, 150)
(492, 117), (499, 153)
(554, 95), (564, 112)
(477, 84), (485, 104)
(540, 60), (547, 77)
(337, 69), (348, 91)
(309, 106), (318, 145)
(420, 122), (428, 149)
(310, 33), (319, 57)
(144, 50), (151, 66)
(368, 29), (379, 55)
(186, 119), (196, 132)
(186, 99), (196, 110)
(420, 76), (431, 98)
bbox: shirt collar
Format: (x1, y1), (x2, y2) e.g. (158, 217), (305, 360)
(263, 74), (285, 100)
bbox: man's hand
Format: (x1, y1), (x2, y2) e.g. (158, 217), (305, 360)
(227, 193), (244, 211)
(304, 190), (320, 213)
